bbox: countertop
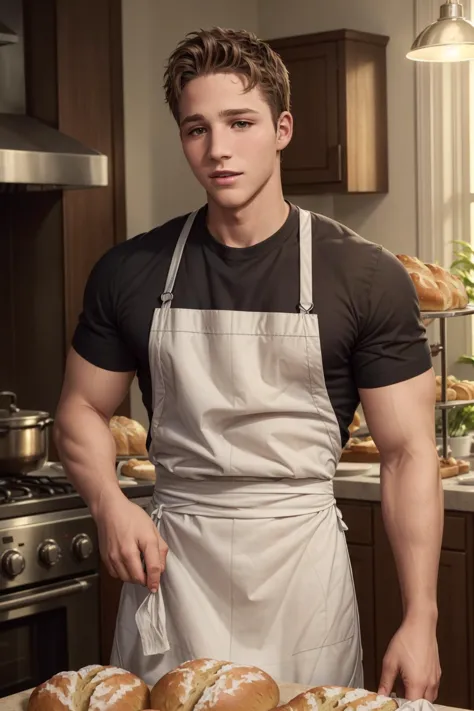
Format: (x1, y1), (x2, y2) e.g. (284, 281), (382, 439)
(123, 465), (474, 514)
(334, 464), (474, 512)
(0, 685), (469, 711)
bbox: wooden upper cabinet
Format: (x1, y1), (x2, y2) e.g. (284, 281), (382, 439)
(268, 30), (389, 195)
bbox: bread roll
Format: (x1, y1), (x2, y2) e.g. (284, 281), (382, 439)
(435, 385), (457, 402)
(396, 255), (447, 311)
(457, 459), (470, 474)
(440, 457), (459, 479)
(348, 411), (361, 435)
(28, 665), (150, 711)
(460, 380), (474, 399)
(121, 458), (156, 481)
(150, 658), (279, 711)
(277, 685), (398, 711)
(349, 438), (379, 454)
(450, 382), (473, 401)
(110, 416), (148, 456)
(425, 263), (456, 310)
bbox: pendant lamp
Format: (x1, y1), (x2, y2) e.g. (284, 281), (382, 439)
(407, 1), (474, 62)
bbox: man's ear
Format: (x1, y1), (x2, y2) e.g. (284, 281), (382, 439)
(276, 111), (293, 150)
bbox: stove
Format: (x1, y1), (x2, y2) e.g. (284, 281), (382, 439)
(0, 465), (97, 697)
(0, 462), (152, 697)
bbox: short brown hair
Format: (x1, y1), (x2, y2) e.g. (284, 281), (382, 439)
(163, 27), (290, 126)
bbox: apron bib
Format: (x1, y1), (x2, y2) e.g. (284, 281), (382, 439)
(111, 208), (363, 688)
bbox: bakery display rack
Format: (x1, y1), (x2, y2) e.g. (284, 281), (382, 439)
(424, 304), (474, 459)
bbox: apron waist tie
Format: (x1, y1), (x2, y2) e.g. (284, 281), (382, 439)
(149, 467), (337, 519)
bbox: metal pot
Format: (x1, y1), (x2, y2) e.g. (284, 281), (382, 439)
(0, 391), (54, 474)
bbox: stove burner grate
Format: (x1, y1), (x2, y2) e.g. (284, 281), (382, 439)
(0, 474), (75, 504)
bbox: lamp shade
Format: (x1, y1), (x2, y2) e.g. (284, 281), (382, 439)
(407, 1), (474, 62)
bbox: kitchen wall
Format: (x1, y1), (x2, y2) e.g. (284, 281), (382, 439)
(121, 0), (419, 422)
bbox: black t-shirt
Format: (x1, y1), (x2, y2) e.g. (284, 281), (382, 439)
(72, 203), (431, 448)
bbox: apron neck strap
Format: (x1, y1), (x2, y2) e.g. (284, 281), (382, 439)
(161, 206), (314, 314)
(297, 208), (314, 314)
(160, 210), (199, 304)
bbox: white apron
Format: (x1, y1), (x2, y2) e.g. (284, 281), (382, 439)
(111, 207), (363, 688)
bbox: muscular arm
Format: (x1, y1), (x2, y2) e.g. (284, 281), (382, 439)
(360, 368), (442, 617)
(54, 348), (134, 516)
(54, 349), (166, 591)
(359, 368), (442, 698)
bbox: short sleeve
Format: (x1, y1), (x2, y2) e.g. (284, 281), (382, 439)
(72, 249), (138, 372)
(352, 247), (432, 389)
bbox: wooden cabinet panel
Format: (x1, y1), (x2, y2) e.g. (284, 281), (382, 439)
(339, 501), (373, 545)
(270, 39), (341, 187)
(347, 543), (377, 692)
(373, 506), (473, 708)
(268, 30), (389, 195)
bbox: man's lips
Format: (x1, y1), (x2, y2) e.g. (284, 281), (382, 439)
(209, 171), (243, 178)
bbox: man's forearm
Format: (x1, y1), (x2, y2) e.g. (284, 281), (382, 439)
(381, 441), (443, 619)
(54, 399), (125, 517)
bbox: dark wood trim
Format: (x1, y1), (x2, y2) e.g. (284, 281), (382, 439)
(109, 0), (127, 248)
(267, 29), (390, 50)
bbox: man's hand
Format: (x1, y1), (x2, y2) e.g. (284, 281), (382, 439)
(378, 616), (441, 702)
(95, 492), (168, 593)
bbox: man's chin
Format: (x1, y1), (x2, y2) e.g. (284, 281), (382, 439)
(207, 188), (252, 210)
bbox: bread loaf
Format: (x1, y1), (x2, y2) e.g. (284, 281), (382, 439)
(150, 658), (280, 711)
(396, 255), (447, 311)
(28, 665), (150, 711)
(110, 416), (148, 456)
(276, 685), (398, 711)
(448, 273), (469, 308)
(121, 458), (156, 481)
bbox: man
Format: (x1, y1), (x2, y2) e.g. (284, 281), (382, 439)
(54, 26), (442, 700)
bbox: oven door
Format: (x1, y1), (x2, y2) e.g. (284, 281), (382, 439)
(0, 573), (99, 698)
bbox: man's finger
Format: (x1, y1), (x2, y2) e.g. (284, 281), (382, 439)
(378, 660), (397, 697)
(123, 548), (147, 586)
(424, 681), (440, 703)
(143, 540), (163, 593)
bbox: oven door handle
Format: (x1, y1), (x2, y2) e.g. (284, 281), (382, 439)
(0, 579), (91, 612)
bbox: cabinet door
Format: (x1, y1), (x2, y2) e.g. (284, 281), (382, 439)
(269, 39), (342, 189)
(347, 544), (377, 692)
(373, 508), (472, 708)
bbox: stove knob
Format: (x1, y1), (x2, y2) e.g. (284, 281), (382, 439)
(72, 534), (93, 561)
(2, 550), (26, 578)
(38, 540), (61, 567)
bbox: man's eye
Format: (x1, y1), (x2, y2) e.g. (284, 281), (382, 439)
(233, 121), (251, 129)
(189, 127), (206, 136)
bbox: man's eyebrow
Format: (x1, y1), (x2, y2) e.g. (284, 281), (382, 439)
(180, 108), (260, 127)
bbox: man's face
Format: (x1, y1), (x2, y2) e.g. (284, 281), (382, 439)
(179, 72), (292, 210)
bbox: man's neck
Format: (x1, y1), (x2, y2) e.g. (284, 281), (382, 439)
(206, 181), (290, 249)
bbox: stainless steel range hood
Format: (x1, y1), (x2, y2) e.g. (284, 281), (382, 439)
(0, 1), (108, 191)
(0, 114), (108, 190)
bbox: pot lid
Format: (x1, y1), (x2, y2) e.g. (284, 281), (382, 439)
(0, 391), (50, 427)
